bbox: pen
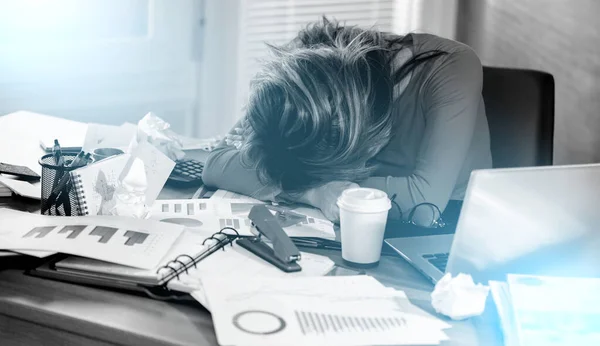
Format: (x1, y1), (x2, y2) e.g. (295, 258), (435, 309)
(291, 237), (398, 257)
(50, 152), (88, 196)
(53, 139), (64, 167)
(50, 140), (65, 215)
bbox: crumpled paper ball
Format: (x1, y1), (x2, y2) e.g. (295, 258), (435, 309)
(431, 273), (490, 320)
(132, 112), (185, 161)
(109, 157), (150, 219)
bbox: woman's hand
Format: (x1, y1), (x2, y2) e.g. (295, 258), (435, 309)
(224, 119), (246, 149)
(301, 181), (360, 223)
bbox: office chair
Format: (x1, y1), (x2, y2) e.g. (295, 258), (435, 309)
(481, 66), (555, 168)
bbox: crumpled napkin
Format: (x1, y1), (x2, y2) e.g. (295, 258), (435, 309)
(109, 157), (150, 218)
(431, 273), (490, 320)
(131, 112), (185, 161)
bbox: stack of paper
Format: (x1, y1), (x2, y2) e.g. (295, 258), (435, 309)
(0, 182), (11, 197)
(491, 274), (600, 346)
(0, 176), (41, 200)
(202, 275), (451, 346)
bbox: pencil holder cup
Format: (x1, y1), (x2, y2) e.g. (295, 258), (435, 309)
(39, 153), (87, 216)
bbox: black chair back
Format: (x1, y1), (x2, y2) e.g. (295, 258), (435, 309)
(482, 66), (555, 168)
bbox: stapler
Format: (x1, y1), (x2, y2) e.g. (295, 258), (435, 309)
(237, 205), (302, 272)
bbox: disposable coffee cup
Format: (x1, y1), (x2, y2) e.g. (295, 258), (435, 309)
(337, 188), (391, 268)
(92, 148), (124, 162)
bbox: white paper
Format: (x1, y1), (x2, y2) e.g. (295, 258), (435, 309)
(134, 112), (185, 161)
(507, 274), (600, 346)
(149, 199), (254, 235)
(151, 198), (336, 240)
(209, 190), (336, 240)
(178, 243), (336, 305)
(0, 208), (183, 269)
(202, 275), (449, 346)
(55, 229), (220, 284)
(209, 189), (266, 204)
(125, 140), (175, 205)
(0, 111), (87, 175)
(0, 176), (41, 200)
(430, 273), (490, 320)
(110, 157), (149, 218)
(175, 134), (222, 151)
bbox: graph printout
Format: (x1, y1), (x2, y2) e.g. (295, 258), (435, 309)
(0, 209), (183, 269)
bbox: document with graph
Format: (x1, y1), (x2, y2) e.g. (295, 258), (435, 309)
(0, 208), (183, 269)
(150, 196), (336, 240)
(203, 275), (450, 346)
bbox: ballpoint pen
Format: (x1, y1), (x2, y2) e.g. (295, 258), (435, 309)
(291, 237), (398, 257)
(50, 140), (65, 215)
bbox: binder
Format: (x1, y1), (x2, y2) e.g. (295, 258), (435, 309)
(28, 228), (241, 300)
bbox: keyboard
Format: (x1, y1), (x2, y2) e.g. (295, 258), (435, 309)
(167, 159), (204, 186)
(422, 253), (449, 273)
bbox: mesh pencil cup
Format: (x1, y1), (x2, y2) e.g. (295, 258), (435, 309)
(39, 153), (87, 216)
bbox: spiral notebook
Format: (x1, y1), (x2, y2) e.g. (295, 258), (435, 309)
(70, 154), (131, 216)
(30, 229), (335, 301)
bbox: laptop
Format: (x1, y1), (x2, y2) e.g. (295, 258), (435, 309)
(386, 164), (600, 284)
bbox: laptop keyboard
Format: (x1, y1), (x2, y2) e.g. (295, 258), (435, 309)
(422, 253), (449, 273)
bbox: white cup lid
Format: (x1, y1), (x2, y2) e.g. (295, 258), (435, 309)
(336, 187), (391, 213)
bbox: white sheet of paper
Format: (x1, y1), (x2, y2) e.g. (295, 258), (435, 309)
(125, 141), (175, 205)
(202, 276), (449, 346)
(150, 199), (255, 236)
(150, 198), (336, 239)
(178, 243), (336, 308)
(207, 190), (336, 240)
(0, 176), (41, 200)
(0, 111), (87, 175)
(209, 189), (266, 204)
(0, 209), (184, 269)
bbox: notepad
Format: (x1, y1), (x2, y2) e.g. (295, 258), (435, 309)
(69, 154), (131, 216)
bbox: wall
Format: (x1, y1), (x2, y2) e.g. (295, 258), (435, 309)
(407, 0), (458, 39)
(195, 0), (241, 138)
(457, 0), (600, 164)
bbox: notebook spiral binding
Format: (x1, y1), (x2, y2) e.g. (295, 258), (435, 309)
(70, 173), (89, 216)
(155, 227), (241, 285)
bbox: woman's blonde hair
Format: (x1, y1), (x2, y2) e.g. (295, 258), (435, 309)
(241, 17), (444, 192)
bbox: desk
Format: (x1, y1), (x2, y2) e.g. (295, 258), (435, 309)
(0, 253), (502, 346)
(0, 155), (503, 346)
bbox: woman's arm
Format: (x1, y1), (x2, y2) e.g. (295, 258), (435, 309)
(361, 48), (484, 223)
(202, 119), (281, 201)
(203, 120), (358, 222)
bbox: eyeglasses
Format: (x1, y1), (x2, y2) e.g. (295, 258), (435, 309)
(390, 194), (446, 229)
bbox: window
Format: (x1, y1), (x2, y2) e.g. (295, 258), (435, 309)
(0, 0), (201, 135)
(234, 0), (397, 120)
